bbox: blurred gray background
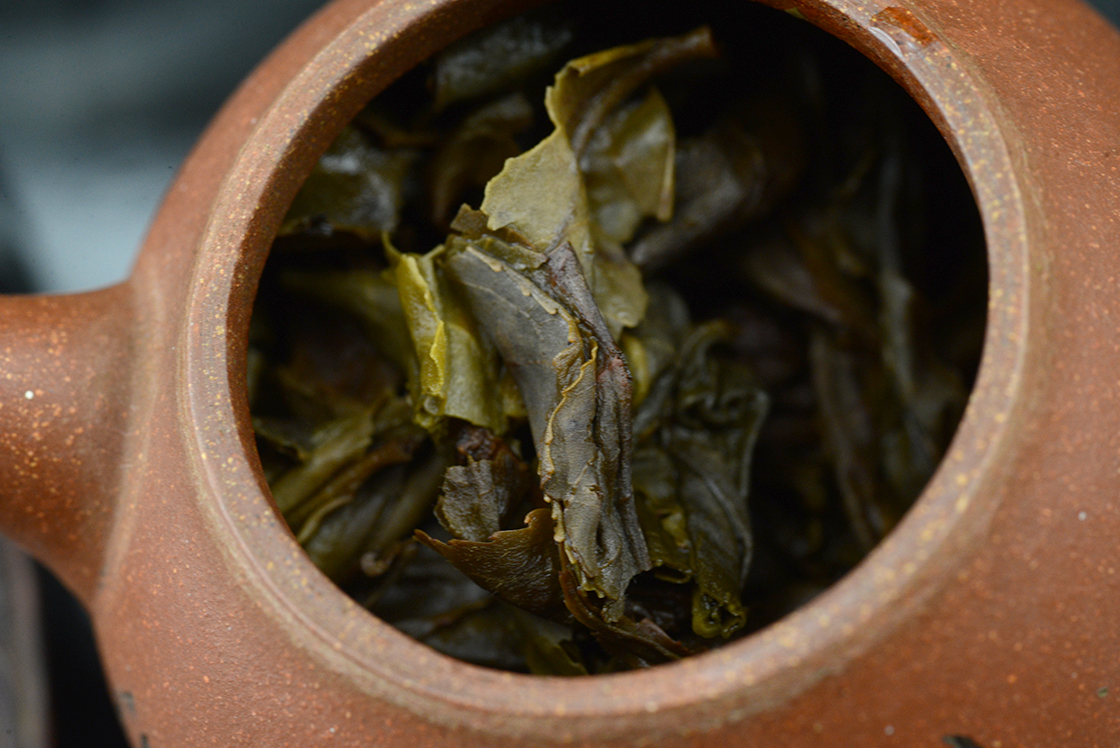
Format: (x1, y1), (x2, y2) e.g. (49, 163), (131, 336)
(0, 0), (324, 293)
(0, 1), (1118, 747)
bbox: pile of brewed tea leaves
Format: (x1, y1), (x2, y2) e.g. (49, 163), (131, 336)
(249, 7), (984, 673)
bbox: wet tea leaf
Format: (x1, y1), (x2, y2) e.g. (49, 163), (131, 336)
(251, 9), (986, 675)
(443, 241), (649, 621)
(282, 126), (418, 238)
(418, 507), (568, 621)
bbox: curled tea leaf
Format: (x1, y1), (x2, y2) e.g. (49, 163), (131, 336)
(389, 244), (509, 433)
(270, 408), (378, 516)
(429, 93), (535, 227)
(630, 106), (805, 273)
(435, 446), (533, 542)
(480, 27), (718, 336)
(418, 508), (568, 622)
(631, 317), (767, 638)
(559, 557), (689, 668)
(444, 241), (650, 620)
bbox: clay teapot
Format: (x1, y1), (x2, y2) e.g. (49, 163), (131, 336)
(1, 0), (1118, 745)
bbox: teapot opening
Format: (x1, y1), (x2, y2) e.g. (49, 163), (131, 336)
(242, 0), (988, 677)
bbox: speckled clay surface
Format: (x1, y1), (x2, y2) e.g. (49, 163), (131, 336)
(0, 0), (1118, 745)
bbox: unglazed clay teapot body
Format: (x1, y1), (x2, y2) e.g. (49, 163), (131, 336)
(1, 0), (1118, 745)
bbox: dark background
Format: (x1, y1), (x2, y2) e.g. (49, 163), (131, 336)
(1, 1), (1118, 746)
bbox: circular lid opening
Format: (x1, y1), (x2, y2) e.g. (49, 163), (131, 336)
(188, 0), (1027, 737)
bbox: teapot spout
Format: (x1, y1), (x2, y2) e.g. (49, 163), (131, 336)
(0, 283), (135, 606)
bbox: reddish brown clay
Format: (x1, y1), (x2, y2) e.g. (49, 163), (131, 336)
(0, 0), (1118, 745)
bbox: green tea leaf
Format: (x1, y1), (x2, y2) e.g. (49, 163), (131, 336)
(582, 87), (675, 246)
(480, 27), (717, 338)
(558, 558), (689, 667)
(630, 107), (805, 273)
(513, 609), (589, 676)
(281, 268), (417, 377)
(302, 463), (407, 583)
(630, 318), (767, 638)
(390, 244), (508, 433)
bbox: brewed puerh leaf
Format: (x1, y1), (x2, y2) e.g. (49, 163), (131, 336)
(250, 4), (986, 676)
